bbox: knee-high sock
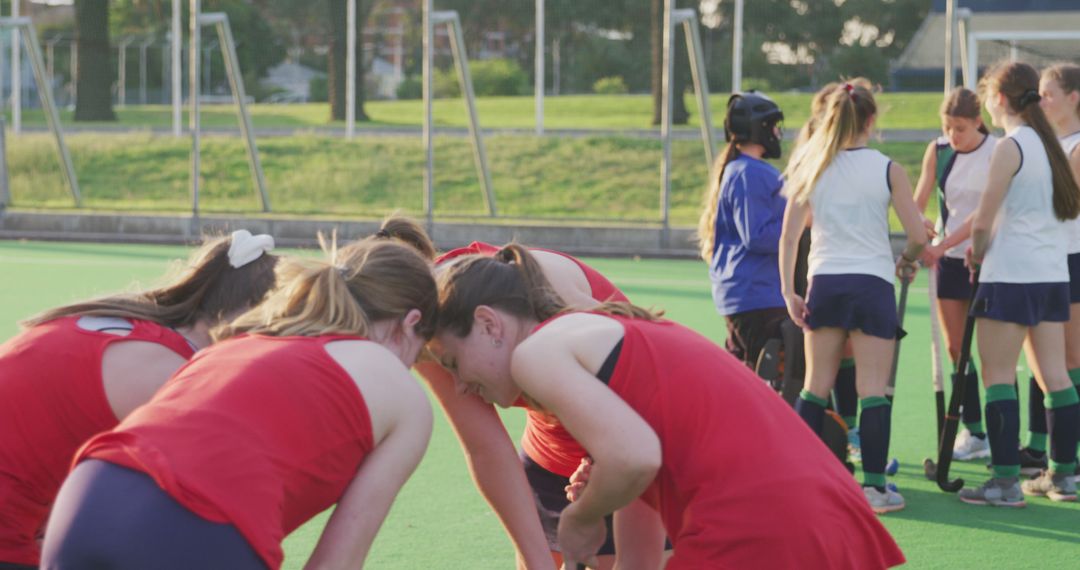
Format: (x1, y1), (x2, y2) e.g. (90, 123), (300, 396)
(1028, 376), (1048, 453)
(796, 390), (827, 436)
(986, 384), (1020, 479)
(963, 367), (989, 433)
(859, 397), (891, 489)
(1046, 387), (1080, 475)
(833, 358), (858, 430)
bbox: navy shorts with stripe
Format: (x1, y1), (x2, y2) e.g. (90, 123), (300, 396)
(806, 274), (898, 340)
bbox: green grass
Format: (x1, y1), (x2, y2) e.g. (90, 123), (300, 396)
(1, 240), (1076, 569)
(4, 133), (936, 227)
(3, 92), (945, 131)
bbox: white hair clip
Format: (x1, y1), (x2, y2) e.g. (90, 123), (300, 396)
(227, 229), (275, 268)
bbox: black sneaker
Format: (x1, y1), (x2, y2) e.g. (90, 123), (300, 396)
(1018, 447), (1048, 477)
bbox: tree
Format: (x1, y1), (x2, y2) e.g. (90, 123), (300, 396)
(328, 0), (372, 121)
(75, 0), (117, 121)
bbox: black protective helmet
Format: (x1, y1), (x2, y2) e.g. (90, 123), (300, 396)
(724, 91), (784, 159)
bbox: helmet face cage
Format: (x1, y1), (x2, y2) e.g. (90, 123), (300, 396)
(723, 91), (784, 159)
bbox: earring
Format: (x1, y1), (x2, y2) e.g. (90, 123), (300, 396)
(492, 339), (502, 348)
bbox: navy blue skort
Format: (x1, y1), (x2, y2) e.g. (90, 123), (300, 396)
(970, 282), (1070, 326)
(937, 256), (974, 301)
(806, 274), (898, 340)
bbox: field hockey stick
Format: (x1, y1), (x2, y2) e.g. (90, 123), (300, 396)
(923, 265), (947, 480)
(935, 270), (979, 493)
(887, 265), (915, 399)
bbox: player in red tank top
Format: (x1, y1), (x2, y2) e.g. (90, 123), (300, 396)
(430, 244), (905, 569)
(0, 231), (277, 569)
(372, 218), (664, 569)
(41, 238), (437, 570)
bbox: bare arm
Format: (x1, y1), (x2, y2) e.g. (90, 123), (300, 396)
(891, 161), (929, 267)
(511, 317), (661, 566)
(971, 138), (1021, 263)
(779, 199), (811, 327)
(101, 341), (188, 420)
(304, 364), (433, 569)
(913, 141), (939, 213)
(415, 361), (554, 568)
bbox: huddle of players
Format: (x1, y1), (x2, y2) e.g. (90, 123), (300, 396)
(703, 60), (1080, 510)
(1, 229), (902, 570)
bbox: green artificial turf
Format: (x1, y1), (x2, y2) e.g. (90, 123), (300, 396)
(1, 240), (1076, 569)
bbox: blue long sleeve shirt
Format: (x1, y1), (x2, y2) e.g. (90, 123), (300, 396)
(708, 155), (787, 316)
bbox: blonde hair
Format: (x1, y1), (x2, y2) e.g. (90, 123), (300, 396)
(436, 244), (659, 339)
(1042, 62), (1080, 120)
(696, 143), (742, 261)
(22, 234), (278, 329)
(794, 81), (840, 148)
(982, 61), (1080, 220)
(783, 79), (877, 204)
(220, 235), (437, 340)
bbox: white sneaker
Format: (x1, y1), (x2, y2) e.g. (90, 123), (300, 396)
(863, 485), (905, 514)
(953, 428), (991, 461)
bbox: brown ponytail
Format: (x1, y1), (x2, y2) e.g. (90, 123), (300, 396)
(22, 234), (278, 329)
(374, 215), (437, 261)
(220, 236), (437, 341)
(437, 244), (660, 338)
(983, 61), (1080, 220)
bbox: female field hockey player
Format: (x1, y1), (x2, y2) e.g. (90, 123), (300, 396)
(912, 87), (996, 461)
(959, 61), (1080, 506)
(779, 81), (928, 513)
(1022, 63), (1080, 480)
(697, 91), (786, 369)
(374, 218), (667, 570)
(792, 82), (863, 464)
(430, 244), (905, 569)
(0, 231), (277, 570)
(40, 238), (437, 570)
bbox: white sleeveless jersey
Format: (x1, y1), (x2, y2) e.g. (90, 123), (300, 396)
(937, 134), (997, 259)
(981, 126), (1068, 284)
(808, 148), (895, 284)
(1060, 130), (1080, 254)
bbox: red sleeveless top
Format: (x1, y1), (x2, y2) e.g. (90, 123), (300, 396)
(436, 241), (628, 477)
(0, 316), (194, 566)
(76, 335), (375, 570)
(536, 314), (905, 569)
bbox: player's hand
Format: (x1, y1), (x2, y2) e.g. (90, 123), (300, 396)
(964, 245), (982, 281)
(922, 217), (938, 239)
(919, 244), (943, 268)
(565, 457), (593, 502)
(557, 505), (605, 570)
(896, 256), (919, 281)
(783, 294), (809, 330)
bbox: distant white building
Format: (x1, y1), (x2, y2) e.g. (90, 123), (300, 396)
(261, 61), (325, 103)
(892, 0), (1080, 90)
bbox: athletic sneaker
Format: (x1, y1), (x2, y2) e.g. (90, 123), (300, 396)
(953, 429), (990, 461)
(1018, 447), (1049, 476)
(847, 429), (862, 464)
(1072, 465), (1080, 485)
(958, 477), (1026, 507)
(863, 485), (905, 514)
(1021, 470), (1078, 502)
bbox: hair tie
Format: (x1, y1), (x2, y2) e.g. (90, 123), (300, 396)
(843, 83), (854, 94)
(374, 229), (391, 239)
(336, 265), (350, 279)
(227, 230), (274, 268)
(1019, 89), (1042, 109)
